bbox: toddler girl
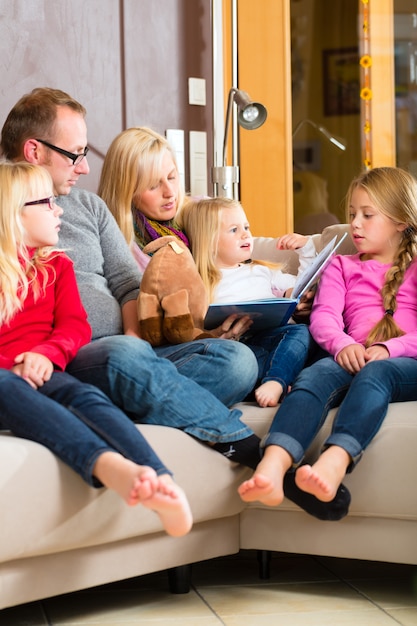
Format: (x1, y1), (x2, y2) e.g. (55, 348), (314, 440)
(178, 197), (316, 407)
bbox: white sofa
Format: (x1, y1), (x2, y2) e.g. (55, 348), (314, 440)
(1, 224), (416, 610)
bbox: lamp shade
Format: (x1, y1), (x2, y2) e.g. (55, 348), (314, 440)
(233, 89), (268, 130)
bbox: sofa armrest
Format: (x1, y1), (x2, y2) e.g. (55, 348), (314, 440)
(253, 225), (355, 275)
(252, 235), (321, 275)
(319, 224), (355, 254)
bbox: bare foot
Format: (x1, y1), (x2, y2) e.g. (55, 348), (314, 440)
(238, 473), (281, 506)
(142, 474), (193, 537)
(93, 452), (158, 506)
(94, 454), (192, 536)
(295, 446), (351, 502)
(255, 381), (283, 407)
(238, 446), (292, 506)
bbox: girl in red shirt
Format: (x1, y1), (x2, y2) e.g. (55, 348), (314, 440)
(0, 161), (192, 537)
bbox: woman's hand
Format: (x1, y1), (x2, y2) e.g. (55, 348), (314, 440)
(12, 352), (54, 389)
(209, 313), (253, 341)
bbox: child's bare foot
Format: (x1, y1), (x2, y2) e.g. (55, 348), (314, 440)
(238, 446), (292, 506)
(238, 473), (281, 505)
(295, 446), (351, 502)
(94, 454), (192, 536)
(255, 381), (283, 407)
(142, 474), (193, 537)
(93, 452), (158, 506)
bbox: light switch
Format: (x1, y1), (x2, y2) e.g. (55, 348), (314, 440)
(188, 78), (206, 106)
(166, 129), (185, 190)
(189, 131), (207, 197)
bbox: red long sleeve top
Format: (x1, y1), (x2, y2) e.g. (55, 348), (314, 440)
(0, 252), (92, 371)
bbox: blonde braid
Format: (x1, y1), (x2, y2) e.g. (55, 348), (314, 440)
(365, 230), (416, 347)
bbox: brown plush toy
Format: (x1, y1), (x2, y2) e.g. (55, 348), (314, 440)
(137, 236), (215, 346)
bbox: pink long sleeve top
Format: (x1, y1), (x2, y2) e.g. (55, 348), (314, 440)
(309, 253), (417, 359)
(0, 252), (92, 371)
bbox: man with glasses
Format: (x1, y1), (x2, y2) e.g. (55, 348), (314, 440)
(0, 87), (265, 471)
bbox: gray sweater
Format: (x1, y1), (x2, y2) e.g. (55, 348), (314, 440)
(57, 188), (141, 339)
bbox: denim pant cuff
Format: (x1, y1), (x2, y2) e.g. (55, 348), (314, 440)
(260, 432), (305, 465)
(156, 468), (174, 477)
(324, 433), (363, 469)
(261, 377), (288, 394)
(86, 449), (108, 488)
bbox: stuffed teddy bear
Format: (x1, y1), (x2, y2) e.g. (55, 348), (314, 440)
(137, 236), (216, 346)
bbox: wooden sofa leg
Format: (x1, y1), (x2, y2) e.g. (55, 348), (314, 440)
(167, 564), (192, 593)
(257, 549), (271, 579)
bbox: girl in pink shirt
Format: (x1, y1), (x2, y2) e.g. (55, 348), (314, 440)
(238, 167), (417, 512)
(0, 161), (192, 537)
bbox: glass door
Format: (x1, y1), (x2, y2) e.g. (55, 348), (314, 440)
(290, 0), (361, 233)
(394, 9), (417, 175)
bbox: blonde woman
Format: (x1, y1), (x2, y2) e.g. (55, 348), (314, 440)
(98, 127), (188, 272)
(98, 126), (255, 341)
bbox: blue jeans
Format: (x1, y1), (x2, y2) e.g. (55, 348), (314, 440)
(67, 336), (256, 443)
(154, 338), (257, 406)
(246, 323), (312, 394)
(264, 356), (417, 467)
(0, 369), (169, 486)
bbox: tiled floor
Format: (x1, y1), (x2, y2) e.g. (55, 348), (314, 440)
(1, 550), (416, 625)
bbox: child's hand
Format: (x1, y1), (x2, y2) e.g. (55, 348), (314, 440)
(276, 233), (309, 251)
(336, 343), (367, 374)
(364, 344), (390, 361)
(291, 288), (315, 323)
(12, 352), (54, 389)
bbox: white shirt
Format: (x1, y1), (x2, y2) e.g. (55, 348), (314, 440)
(214, 237), (316, 303)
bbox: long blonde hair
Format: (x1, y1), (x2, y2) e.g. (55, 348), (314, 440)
(178, 197), (279, 302)
(345, 167), (417, 347)
(98, 127), (185, 245)
(0, 161), (56, 325)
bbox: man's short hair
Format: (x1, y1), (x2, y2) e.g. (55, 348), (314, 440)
(0, 87), (86, 160)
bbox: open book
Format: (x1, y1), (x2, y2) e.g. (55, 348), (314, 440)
(204, 232), (348, 332)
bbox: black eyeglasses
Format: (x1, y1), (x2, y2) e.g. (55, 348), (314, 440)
(36, 139), (89, 166)
(24, 196), (57, 210)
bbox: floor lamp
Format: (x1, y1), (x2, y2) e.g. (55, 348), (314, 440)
(212, 87), (267, 199)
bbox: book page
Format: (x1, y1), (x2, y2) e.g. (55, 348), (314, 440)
(292, 232), (348, 300)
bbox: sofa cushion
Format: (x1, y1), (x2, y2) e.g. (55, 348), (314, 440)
(0, 425), (250, 563)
